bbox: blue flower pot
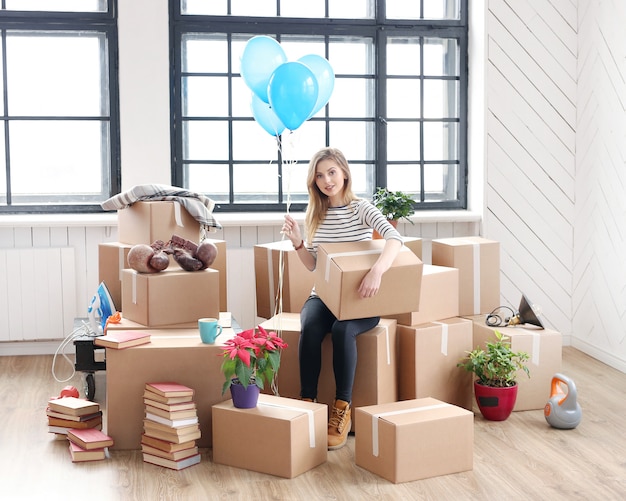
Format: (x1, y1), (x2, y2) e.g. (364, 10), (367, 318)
(230, 380), (260, 409)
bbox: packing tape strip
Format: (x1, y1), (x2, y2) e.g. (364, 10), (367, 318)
(258, 401), (316, 448)
(520, 328), (541, 366)
(432, 321), (449, 356)
(381, 324), (391, 365)
(267, 247), (275, 314)
(119, 246), (126, 281)
(173, 201), (183, 227)
(131, 271), (137, 304)
(453, 239), (481, 314)
(371, 403), (450, 457)
(323, 246), (411, 282)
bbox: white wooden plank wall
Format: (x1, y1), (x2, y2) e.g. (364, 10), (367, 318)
(485, 1), (577, 340)
(573, 1), (626, 371)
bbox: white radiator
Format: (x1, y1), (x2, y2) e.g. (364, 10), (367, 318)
(0, 247), (76, 342)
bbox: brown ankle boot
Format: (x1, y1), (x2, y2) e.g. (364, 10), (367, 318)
(328, 399), (351, 450)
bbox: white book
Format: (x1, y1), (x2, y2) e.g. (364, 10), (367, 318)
(145, 412), (199, 428)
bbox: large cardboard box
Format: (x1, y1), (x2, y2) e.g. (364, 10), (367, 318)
(117, 201), (201, 245)
(402, 236), (422, 260)
(355, 398), (474, 483)
(466, 315), (562, 411)
(254, 240), (315, 319)
(260, 314), (398, 425)
(397, 317), (473, 409)
(203, 238), (228, 311)
(315, 241), (423, 320)
(385, 264), (459, 326)
(121, 268), (219, 326)
(212, 394), (327, 478)
(106, 328), (238, 449)
(431, 236), (500, 316)
(98, 242), (133, 309)
(105, 311), (233, 331)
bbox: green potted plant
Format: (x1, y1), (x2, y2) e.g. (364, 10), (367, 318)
(220, 325), (288, 408)
(372, 187), (415, 224)
(457, 330), (530, 421)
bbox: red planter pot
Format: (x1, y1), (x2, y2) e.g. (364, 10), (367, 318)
(474, 381), (518, 421)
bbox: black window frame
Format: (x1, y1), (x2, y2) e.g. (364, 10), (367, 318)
(0, 2), (120, 215)
(170, 0), (468, 213)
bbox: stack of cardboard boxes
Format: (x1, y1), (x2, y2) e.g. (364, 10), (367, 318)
(251, 234), (562, 482)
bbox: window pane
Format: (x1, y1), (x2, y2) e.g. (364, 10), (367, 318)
(386, 0), (460, 20)
(231, 0), (276, 17)
(330, 78), (374, 118)
(186, 163), (230, 203)
(233, 163), (279, 203)
(387, 122), (420, 161)
(387, 79), (421, 118)
(281, 0), (326, 18)
(347, 162), (373, 196)
(0, 123), (5, 202)
(328, 122), (373, 161)
(183, 76), (229, 117)
(329, 38), (374, 75)
(10, 120), (108, 196)
(424, 164), (458, 201)
(424, 38), (459, 76)
(183, 35), (228, 73)
(184, 121), (229, 160)
(387, 39), (421, 76)
(282, 121), (327, 162)
(423, 122), (458, 161)
(232, 121), (282, 161)
(7, 32), (107, 117)
(387, 164), (421, 193)
(424, 80), (459, 118)
(4, 0), (107, 12)
(182, 0), (227, 15)
(328, 0), (373, 19)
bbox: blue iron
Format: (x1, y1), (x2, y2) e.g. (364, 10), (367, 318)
(88, 281), (117, 335)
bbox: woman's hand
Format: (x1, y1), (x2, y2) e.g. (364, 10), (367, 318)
(358, 269), (383, 298)
(282, 214), (303, 247)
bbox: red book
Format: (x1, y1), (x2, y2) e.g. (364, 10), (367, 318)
(67, 428), (114, 450)
(94, 330), (151, 349)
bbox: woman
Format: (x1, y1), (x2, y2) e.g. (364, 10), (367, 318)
(282, 147), (404, 450)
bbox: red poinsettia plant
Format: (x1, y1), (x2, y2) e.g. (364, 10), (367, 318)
(220, 325), (288, 395)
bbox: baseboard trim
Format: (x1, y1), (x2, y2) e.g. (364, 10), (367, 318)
(571, 338), (626, 373)
(0, 340), (65, 356)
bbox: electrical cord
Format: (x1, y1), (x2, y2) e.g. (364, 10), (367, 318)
(51, 319), (98, 383)
(485, 305), (515, 327)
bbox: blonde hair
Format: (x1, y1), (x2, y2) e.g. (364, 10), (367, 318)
(304, 147), (358, 244)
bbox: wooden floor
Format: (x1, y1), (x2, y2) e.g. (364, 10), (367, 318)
(1, 346), (625, 500)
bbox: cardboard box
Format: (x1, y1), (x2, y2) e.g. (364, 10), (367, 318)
(104, 311), (234, 331)
(212, 394), (327, 478)
(466, 315), (562, 411)
(98, 242), (133, 310)
(121, 268), (219, 326)
(117, 201), (201, 245)
(203, 238), (228, 311)
(315, 240), (423, 320)
(355, 398), (473, 483)
(397, 317), (473, 409)
(431, 236), (500, 316)
(106, 328), (239, 449)
(254, 240), (315, 319)
(402, 236), (422, 260)
(385, 264), (459, 326)
(260, 314), (398, 425)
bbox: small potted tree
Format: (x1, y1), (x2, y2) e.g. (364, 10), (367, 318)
(457, 330), (530, 421)
(372, 187), (415, 225)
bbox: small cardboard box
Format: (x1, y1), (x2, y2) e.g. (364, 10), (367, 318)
(466, 315), (563, 411)
(431, 236), (500, 316)
(212, 394), (327, 478)
(98, 242), (133, 309)
(104, 311), (233, 331)
(254, 240), (315, 319)
(355, 398), (474, 483)
(397, 317), (473, 409)
(260, 314), (398, 426)
(202, 238), (228, 312)
(385, 264), (459, 326)
(121, 268), (219, 326)
(117, 201), (200, 245)
(106, 328), (239, 449)
(402, 236), (422, 260)
(315, 240), (423, 320)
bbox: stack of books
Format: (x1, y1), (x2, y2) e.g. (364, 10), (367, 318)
(67, 428), (114, 462)
(141, 382), (201, 470)
(46, 397), (103, 436)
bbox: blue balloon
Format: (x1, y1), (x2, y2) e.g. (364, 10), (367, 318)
(268, 62), (319, 131)
(298, 54), (335, 118)
(250, 93), (286, 136)
(240, 36), (287, 103)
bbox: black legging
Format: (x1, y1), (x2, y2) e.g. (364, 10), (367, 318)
(299, 295), (380, 403)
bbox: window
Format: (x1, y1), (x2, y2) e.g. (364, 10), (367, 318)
(0, 1), (119, 214)
(171, 0), (467, 212)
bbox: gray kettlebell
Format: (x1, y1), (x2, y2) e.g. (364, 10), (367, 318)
(544, 373), (582, 429)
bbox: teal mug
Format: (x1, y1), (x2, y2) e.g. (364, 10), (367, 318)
(198, 317), (223, 344)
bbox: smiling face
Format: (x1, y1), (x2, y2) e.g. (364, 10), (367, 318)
(315, 157), (348, 206)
